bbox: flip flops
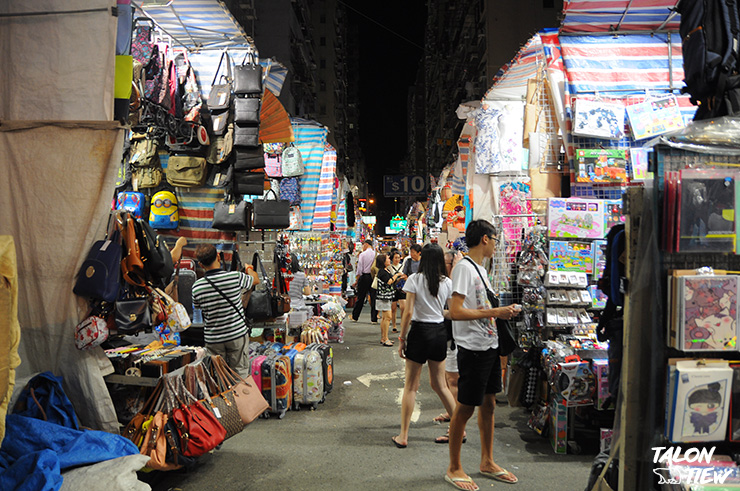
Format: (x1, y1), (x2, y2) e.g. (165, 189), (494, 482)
(445, 474), (479, 491)
(480, 469), (519, 484)
(433, 413), (451, 423)
(380, 340), (394, 346)
(391, 436), (407, 448)
(434, 434), (466, 444)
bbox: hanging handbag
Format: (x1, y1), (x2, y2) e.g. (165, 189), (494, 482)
(210, 356), (268, 424)
(233, 49), (262, 95)
(281, 144), (304, 177)
(210, 110), (230, 137)
(141, 409), (181, 471)
(154, 288), (191, 332)
(207, 51), (233, 112)
(191, 362), (244, 439)
(233, 147), (265, 171)
(464, 257), (519, 356)
(131, 23), (154, 66)
(212, 197), (251, 230)
(252, 189), (291, 230)
(74, 314), (110, 350)
(232, 169), (266, 195)
(271, 254), (290, 316)
(73, 230), (122, 302)
(123, 379), (163, 447)
(245, 252), (274, 321)
(166, 155), (207, 187)
(278, 176), (301, 206)
(119, 212), (147, 287)
(168, 376), (226, 457)
(234, 97), (260, 124)
(233, 123), (260, 148)
(206, 123), (234, 165)
(115, 295), (151, 334)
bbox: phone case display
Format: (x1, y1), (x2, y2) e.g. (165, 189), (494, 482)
(665, 360), (733, 443)
(575, 149), (627, 184)
(677, 170), (739, 254)
(289, 233), (345, 294)
(572, 98), (625, 140)
(625, 94), (685, 141)
(549, 241), (594, 274)
(548, 198), (605, 239)
(678, 275), (738, 352)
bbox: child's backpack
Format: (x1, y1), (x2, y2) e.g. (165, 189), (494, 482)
(678, 0), (740, 119)
(116, 191), (145, 219)
(149, 190), (179, 230)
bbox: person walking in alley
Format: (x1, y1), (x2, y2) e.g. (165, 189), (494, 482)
(445, 220), (519, 491)
(392, 244), (456, 448)
(351, 239), (377, 322)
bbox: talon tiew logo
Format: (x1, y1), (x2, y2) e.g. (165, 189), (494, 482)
(652, 446), (735, 486)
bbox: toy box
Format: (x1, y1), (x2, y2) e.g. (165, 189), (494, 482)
(555, 360), (595, 406)
(592, 359), (613, 410)
(549, 397), (568, 454)
(600, 428), (613, 453)
(547, 198), (605, 239)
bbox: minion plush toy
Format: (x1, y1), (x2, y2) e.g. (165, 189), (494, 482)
(149, 190), (178, 229)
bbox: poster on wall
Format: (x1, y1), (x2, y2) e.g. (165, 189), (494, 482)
(626, 94), (685, 141)
(575, 149), (627, 183)
(548, 198), (605, 239)
(678, 275), (739, 352)
(572, 98), (625, 140)
(549, 240), (594, 273)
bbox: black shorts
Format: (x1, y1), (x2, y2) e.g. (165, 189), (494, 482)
(456, 346), (502, 406)
(404, 321), (447, 364)
(394, 289), (406, 301)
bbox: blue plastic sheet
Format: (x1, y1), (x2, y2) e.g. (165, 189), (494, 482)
(0, 414), (139, 491)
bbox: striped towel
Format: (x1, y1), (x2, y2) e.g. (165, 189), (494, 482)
(293, 120), (328, 231)
(313, 144), (336, 231)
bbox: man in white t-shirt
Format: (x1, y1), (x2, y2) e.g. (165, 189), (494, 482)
(445, 220), (519, 490)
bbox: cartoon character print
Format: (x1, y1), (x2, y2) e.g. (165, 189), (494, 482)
(683, 278), (738, 350)
(473, 279), (496, 341)
(687, 382), (723, 435)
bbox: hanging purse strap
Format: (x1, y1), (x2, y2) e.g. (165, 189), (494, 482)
(251, 252), (270, 283)
(463, 256), (497, 306)
(204, 273), (252, 336)
(211, 50), (232, 86)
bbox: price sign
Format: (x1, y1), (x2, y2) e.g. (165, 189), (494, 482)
(383, 175), (428, 197)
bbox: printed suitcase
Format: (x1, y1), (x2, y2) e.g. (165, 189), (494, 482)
(263, 341), (284, 354)
(250, 354), (268, 394)
(283, 342), (307, 352)
(261, 351), (292, 418)
(249, 341), (264, 358)
(292, 349), (323, 410)
(307, 343), (333, 395)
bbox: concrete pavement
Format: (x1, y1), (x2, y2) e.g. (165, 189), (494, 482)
(146, 309), (596, 491)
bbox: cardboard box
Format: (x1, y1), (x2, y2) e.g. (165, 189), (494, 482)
(556, 360), (595, 407)
(600, 428), (613, 453)
(592, 359), (613, 410)
(550, 398), (568, 454)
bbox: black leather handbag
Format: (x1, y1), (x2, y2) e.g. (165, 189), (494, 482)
(233, 50), (262, 95)
(234, 97), (260, 125)
(233, 123), (259, 148)
(245, 253), (274, 321)
(233, 147), (265, 171)
(115, 297), (151, 334)
(251, 189), (290, 230)
(232, 169), (265, 196)
(212, 198), (251, 230)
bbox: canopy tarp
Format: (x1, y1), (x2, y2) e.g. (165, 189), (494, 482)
(561, 0), (680, 33)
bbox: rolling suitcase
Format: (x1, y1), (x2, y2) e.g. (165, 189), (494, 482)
(250, 354), (267, 394)
(283, 342), (306, 352)
(249, 341), (264, 358)
(292, 349), (323, 410)
(261, 351), (292, 418)
(174, 269), (197, 317)
(307, 343), (333, 396)
(263, 341), (284, 354)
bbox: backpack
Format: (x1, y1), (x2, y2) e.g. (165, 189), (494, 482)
(116, 191), (145, 219)
(678, 0), (740, 119)
(149, 190), (179, 229)
(281, 144), (304, 177)
(129, 137), (162, 189)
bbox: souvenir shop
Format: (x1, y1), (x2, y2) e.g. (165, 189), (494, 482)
(55, 1), (361, 478)
(414, 6), (740, 488)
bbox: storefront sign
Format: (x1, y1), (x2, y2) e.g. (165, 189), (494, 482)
(389, 215), (407, 231)
(384, 227), (399, 235)
(383, 175), (428, 197)
(361, 216), (376, 225)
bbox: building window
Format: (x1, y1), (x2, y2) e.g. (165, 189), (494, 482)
(320, 59), (326, 69)
(320, 36), (326, 46)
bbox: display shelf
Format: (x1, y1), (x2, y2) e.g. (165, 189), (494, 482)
(104, 374), (159, 387)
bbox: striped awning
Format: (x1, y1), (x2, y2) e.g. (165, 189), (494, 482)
(561, 0), (680, 33)
(486, 35), (544, 96)
(133, 0), (248, 49)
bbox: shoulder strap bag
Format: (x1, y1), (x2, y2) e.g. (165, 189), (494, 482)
(245, 253), (275, 321)
(252, 189), (291, 230)
(207, 51), (233, 112)
(463, 256), (518, 356)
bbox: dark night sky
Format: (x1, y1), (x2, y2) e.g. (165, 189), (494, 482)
(343, 0), (427, 230)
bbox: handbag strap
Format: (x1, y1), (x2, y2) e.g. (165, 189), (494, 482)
(251, 252), (269, 283)
(204, 273), (251, 335)
(211, 50), (232, 86)
(463, 256), (495, 303)
(240, 46), (259, 67)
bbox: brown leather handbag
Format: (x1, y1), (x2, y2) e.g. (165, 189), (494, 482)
(118, 212), (146, 287)
(140, 410), (182, 471)
(122, 380), (162, 446)
(211, 355), (268, 424)
(186, 363), (244, 440)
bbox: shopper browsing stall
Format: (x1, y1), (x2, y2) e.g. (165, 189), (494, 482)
(351, 239), (377, 322)
(391, 244), (456, 448)
(375, 254), (402, 346)
(192, 244), (260, 376)
(445, 220), (519, 490)
(389, 249), (407, 333)
(288, 253), (310, 310)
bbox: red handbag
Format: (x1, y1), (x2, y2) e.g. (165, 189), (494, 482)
(167, 376), (226, 457)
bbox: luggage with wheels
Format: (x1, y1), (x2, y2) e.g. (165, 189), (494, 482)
(173, 268), (197, 317)
(292, 349), (323, 410)
(250, 355), (267, 394)
(307, 343), (333, 396)
(260, 351), (291, 418)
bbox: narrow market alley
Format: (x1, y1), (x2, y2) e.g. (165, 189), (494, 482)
(146, 310), (594, 491)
